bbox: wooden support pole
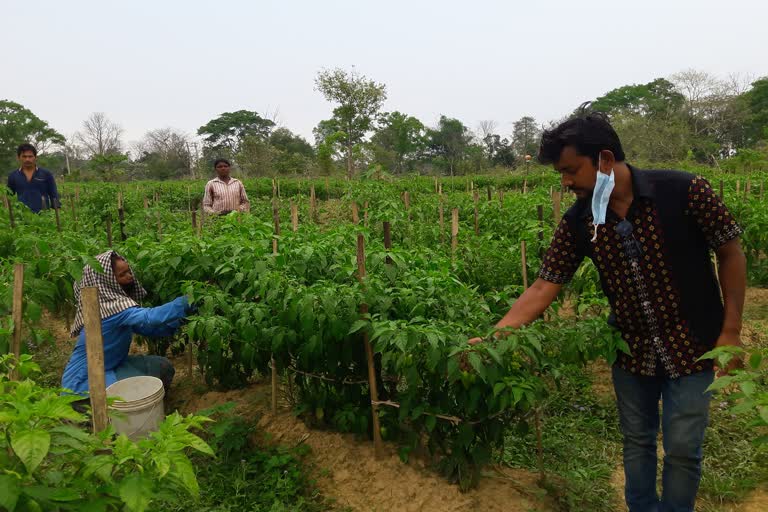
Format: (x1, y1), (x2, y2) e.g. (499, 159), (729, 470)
(117, 191), (126, 241)
(106, 217), (113, 248)
(760, 181), (764, 201)
(82, 287), (108, 433)
(351, 201), (360, 224)
(487, 186), (492, 202)
(523, 179), (528, 194)
(439, 199), (445, 245)
(10, 264), (24, 381)
(156, 214), (162, 242)
(291, 200), (299, 232)
(325, 177), (330, 200)
(521, 241), (529, 290)
(451, 208), (459, 261)
(736, 180), (741, 195)
(277, 179), (281, 198)
(553, 191), (561, 222)
(54, 205), (61, 233)
(364, 201), (369, 228)
(272, 178), (277, 198)
(383, 221), (393, 265)
(745, 180), (751, 197)
(272, 199), (280, 255)
(143, 197), (149, 209)
(191, 210), (197, 229)
(197, 207), (204, 237)
(357, 234), (384, 458)
(403, 191), (411, 222)
(537, 205), (544, 259)
(473, 190), (479, 236)
(70, 195), (77, 229)
(5, 195), (15, 229)
(499, 189), (504, 208)
(310, 185), (317, 222)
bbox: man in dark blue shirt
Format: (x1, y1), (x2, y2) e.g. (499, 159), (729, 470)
(7, 143), (60, 213)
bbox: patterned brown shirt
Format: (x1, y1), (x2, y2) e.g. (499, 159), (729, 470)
(539, 168), (742, 377)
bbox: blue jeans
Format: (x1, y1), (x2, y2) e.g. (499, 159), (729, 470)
(612, 366), (714, 512)
(114, 355), (175, 391)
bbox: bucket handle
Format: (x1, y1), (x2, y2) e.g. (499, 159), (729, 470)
(122, 399), (163, 439)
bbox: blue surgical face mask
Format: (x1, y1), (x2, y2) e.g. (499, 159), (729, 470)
(591, 154), (615, 241)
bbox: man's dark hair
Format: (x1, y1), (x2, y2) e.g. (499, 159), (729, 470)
(538, 106), (625, 165)
(17, 143), (37, 156)
(213, 158), (231, 168)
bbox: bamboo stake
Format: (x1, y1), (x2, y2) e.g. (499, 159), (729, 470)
(499, 189), (504, 208)
(537, 205), (544, 259)
(521, 241), (529, 290)
(291, 200), (299, 232)
(403, 191), (411, 222)
(364, 201), (369, 228)
(54, 205), (61, 233)
(351, 201), (359, 225)
(383, 221), (393, 265)
(487, 186), (492, 202)
(10, 264), (24, 381)
(191, 210), (197, 229)
(5, 196), (15, 229)
(357, 234), (384, 458)
(473, 190), (479, 236)
(272, 199), (280, 255)
(451, 208), (459, 261)
(82, 287), (108, 433)
(736, 180), (741, 195)
(745, 180), (751, 197)
(310, 185), (317, 222)
(439, 198), (445, 245)
(143, 197), (149, 209)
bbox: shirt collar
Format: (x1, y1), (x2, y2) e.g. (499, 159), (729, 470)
(213, 176), (238, 184)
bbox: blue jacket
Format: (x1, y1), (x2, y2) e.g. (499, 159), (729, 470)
(61, 297), (188, 394)
(7, 168), (59, 213)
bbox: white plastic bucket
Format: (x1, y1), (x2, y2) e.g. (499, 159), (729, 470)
(106, 376), (165, 440)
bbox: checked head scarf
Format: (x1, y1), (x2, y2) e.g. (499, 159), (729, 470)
(69, 250), (147, 337)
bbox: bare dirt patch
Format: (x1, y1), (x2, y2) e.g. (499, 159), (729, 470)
(171, 374), (554, 512)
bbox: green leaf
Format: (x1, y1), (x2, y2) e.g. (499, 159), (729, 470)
(424, 414), (437, 432)
(749, 352), (763, 370)
(348, 319), (368, 335)
(485, 346), (502, 366)
(759, 407), (768, 426)
(119, 474), (154, 512)
(493, 382), (506, 397)
(740, 380), (756, 397)
(707, 376), (735, 391)
(11, 429), (50, 474)
(169, 452), (199, 498)
(0, 474), (20, 511)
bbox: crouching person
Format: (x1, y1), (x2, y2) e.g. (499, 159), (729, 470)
(62, 250), (193, 394)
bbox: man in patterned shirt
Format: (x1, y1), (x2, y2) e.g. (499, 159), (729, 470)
(472, 113), (746, 512)
(202, 158), (250, 215)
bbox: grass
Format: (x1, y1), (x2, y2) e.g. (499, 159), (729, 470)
(502, 364), (623, 512)
(169, 403), (336, 512)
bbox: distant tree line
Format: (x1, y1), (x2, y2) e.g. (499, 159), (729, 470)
(1, 67), (766, 180)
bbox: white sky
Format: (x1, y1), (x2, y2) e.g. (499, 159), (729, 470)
(2, 0), (767, 148)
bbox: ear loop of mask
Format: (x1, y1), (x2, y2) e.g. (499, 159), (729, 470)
(592, 153), (602, 241)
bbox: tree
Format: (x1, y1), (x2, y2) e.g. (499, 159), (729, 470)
(269, 128), (314, 158)
(75, 112), (123, 157)
(427, 116), (473, 177)
(743, 77), (768, 145)
(482, 134), (516, 167)
(511, 116), (541, 160)
(0, 100), (65, 170)
(315, 68), (387, 177)
(591, 78), (684, 117)
(197, 110), (275, 154)
(132, 128), (192, 179)
(370, 111), (427, 173)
